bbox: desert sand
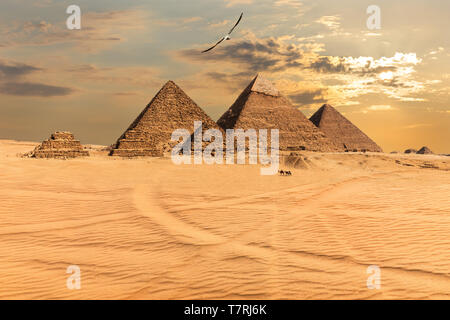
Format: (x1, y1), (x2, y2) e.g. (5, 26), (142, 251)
(0, 139), (449, 300)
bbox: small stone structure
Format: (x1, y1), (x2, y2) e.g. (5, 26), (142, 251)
(29, 132), (89, 159)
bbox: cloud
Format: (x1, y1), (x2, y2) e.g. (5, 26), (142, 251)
(310, 58), (398, 76)
(0, 81), (73, 97)
(0, 58), (76, 97)
(360, 105), (397, 114)
(0, 58), (163, 99)
(0, 60), (41, 78)
(209, 20), (231, 28)
(177, 33), (433, 105)
(182, 17), (203, 24)
(364, 32), (382, 37)
(344, 53), (421, 70)
(426, 47), (445, 57)
(274, 0), (305, 16)
(310, 53), (420, 77)
(315, 15), (341, 31)
(205, 71), (251, 86)
(3, 10), (149, 52)
(367, 105), (393, 111)
(65, 63), (163, 89)
(275, 0), (303, 8)
(307, 53), (427, 102)
(310, 57), (347, 73)
(177, 36), (303, 73)
(23, 21), (52, 33)
(113, 91), (139, 97)
(289, 88), (328, 105)
(224, 0), (253, 7)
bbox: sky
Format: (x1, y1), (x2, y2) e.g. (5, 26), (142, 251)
(0, 0), (449, 153)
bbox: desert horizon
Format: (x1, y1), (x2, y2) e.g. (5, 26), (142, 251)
(5, 75), (447, 156)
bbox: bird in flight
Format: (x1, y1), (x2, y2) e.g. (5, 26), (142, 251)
(202, 13), (243, 53)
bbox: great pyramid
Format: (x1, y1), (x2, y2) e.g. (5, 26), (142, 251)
(217, 75), (341, 152)
(309, 104), (383, 152)
(110, 81), (222, 157)
(29, 131), (89, 159)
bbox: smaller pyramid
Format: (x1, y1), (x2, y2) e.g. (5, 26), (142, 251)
(404, 149), (417, 154)
(217, 75), (341, 152)
(110, 81), (221, 157)
(29, 132), (89, 159)
(309, 104), (383, 152)
(417, 146), (433, 154)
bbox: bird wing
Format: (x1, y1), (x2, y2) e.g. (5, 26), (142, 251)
(201, 37), (226, 53)
(228, 12), (243, 35)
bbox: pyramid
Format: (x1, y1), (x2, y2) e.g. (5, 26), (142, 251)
(110, 81), (222, 157)
(417, 146), (433, 154)
(217, 75), (341, 152)
(29, 131), (89, 159)
(309, 104), (383, 152)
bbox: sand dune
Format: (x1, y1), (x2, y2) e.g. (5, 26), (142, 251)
(0, 139), (449, 299)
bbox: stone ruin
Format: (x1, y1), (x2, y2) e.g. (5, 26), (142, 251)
(282, 152), (314, 170)
(28, 131), (89, 159)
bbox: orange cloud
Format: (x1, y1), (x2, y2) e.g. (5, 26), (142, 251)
(3, 9), (150, 53)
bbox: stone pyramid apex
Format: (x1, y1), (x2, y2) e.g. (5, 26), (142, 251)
(317, 104), (337, 113)
(159, 80), (183, 92)
(311, 104), (338, 126)
(246, 74), (280, 97)
(163, 80), (177, 87)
